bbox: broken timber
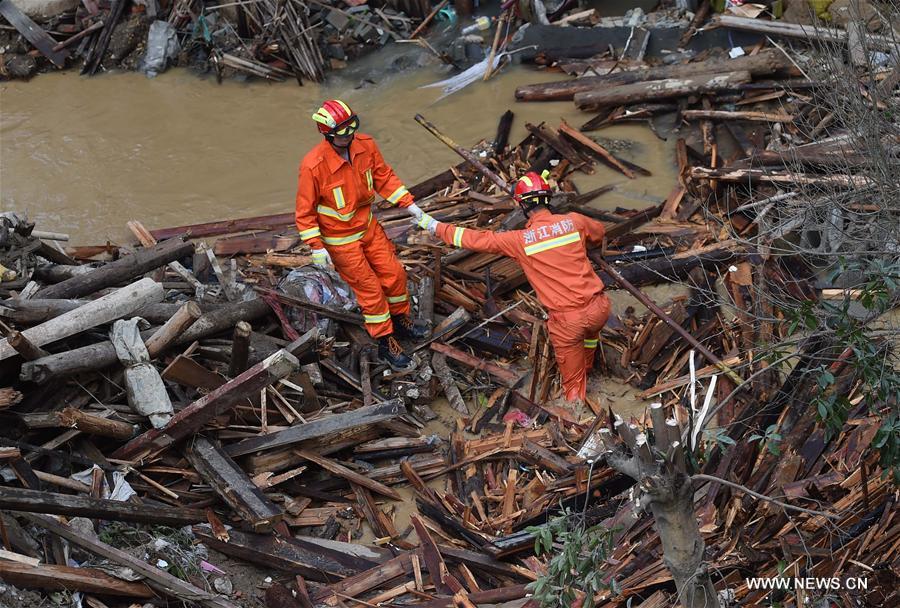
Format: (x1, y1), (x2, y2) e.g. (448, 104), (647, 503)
(0, 487), (205, 525)
(225, 400), (405, 457)
(113, 349), (299, 461)
(185, 436), (283, 532)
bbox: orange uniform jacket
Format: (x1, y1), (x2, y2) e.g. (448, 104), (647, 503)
(295, 134), (414, 250)
(434, 209), (606, 312)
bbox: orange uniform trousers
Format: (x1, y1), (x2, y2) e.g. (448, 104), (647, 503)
(546, 292), (611, 401)
(326, 220), (410, 338)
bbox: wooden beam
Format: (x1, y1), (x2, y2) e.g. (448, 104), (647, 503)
(430, 342), (521, 387)
(193, 525), (365, 582)
(113, 349), (299, 461)
(0, 487), (205, 525)
(225, 400), (404, 458)
(185, 437), (283, 532)
(35, 238), (194, 300)
(0, 562), (153, 597)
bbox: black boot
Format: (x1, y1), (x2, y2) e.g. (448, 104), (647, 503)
(392, 315), (428, 341)
(377, 335), (415, 372)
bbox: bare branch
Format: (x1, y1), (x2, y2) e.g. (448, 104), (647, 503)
(692, 474), (839, 520)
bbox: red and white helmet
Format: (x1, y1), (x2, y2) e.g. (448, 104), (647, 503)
(312, 99), (359, 137)
(513, 171), (553, 212)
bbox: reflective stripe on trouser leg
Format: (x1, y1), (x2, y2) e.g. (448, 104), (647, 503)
(325, 230), (394, 338)
(362, 222), (412, 317)
(584, 334), (600, 376)
(546, 313), (589, 402)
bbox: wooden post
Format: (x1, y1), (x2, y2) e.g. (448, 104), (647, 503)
(6, 331), (49, 361)
(145, 301), (202, 359)
(0, 278), (164, 362)
(228, 321), (252, 378)
(112, 349), (299, 461)
(432, 353), (468, 414)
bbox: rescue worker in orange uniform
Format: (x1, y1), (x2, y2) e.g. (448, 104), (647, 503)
(295, 99), (426, 370)
(415, 172), (611, 402)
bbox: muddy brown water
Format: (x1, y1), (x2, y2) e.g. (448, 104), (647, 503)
(1, 62), (676, 244)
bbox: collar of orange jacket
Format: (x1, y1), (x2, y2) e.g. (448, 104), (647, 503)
(525, 207), (553, 225)
(321, 135), (368, 174)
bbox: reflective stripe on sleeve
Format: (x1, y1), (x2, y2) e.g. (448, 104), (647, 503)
(584, 338), (599, 349)
(299, 227), (321, 241)
(452, 227), (465, 248)
(365, 169), (373, 191)
(364, 311), (391, 324)
(386, 294), (408, 304)
(386, 186), (409, 205)
(524, 232), (580, 256)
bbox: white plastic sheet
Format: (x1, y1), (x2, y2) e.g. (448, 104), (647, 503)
(111, 318), (173, 428)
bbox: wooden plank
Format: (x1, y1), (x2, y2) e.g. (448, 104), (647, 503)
(311, 552), (414, 605)
(0, 0), (68, 67)
(294, 449), (401, 500)
(185, 437), (283, 532)
(193, 525), (364, 582)
(161, 354), (226, 390)
(0, 487), (205, 525)
(113, 349), (299, 461)
(23, 513), (237, 608)
(0, 562), (153, 597)
(411, 515), (452, 594)
(225, 400), (404, 457)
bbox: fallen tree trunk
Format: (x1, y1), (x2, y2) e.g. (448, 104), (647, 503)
(574, 71), (752, 111)
(35, 238), (193, 300)
(516, 50), (786, 101)
(0, 277), (164, 362)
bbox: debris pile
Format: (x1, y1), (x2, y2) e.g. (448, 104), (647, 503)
(0, 0), (432, 81)
(1, 5), (898, 608)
